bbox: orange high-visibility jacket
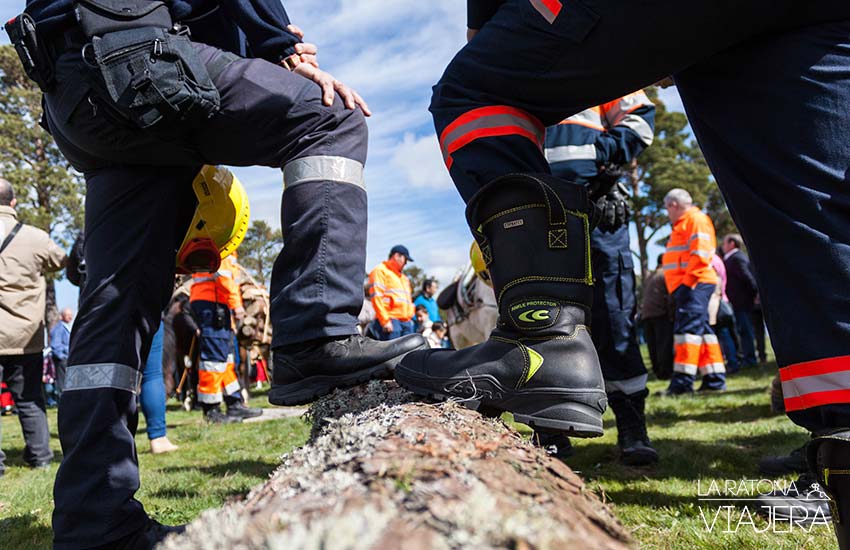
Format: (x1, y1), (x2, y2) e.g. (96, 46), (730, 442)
(190, 256), (243, 310)
(368, 259), (414, 325)
(663, 206), (719, 292)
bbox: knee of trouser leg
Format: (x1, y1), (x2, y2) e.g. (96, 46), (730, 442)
(324, 106), (368, 164)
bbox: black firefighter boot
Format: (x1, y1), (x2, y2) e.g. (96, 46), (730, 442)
(395, 173), (607, 436)
(810, 430), (850, 548)
(609, 390), (658, 466)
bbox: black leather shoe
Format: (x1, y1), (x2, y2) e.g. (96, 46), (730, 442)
(758, 443), (808, 476)
(102, 518), (187, 550)
(756, 472), (831, 525)
(269, 333), (427, 406)
(226, 401), (263, 419)
(204, 406), (242, 424)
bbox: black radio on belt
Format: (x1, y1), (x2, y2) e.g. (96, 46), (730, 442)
(4, 13), (55, 92)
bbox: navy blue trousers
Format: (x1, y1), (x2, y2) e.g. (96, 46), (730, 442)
(588, 225), (648, 397)
(431, 1), (850, 432)
(45, 43), (368, 548)
(734, 309), (758, 366)
(371, 319), (415, 341)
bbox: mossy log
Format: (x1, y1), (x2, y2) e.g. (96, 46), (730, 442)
(161, 381), (631, 550)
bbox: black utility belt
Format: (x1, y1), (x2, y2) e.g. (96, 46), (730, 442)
(6, 0), (221, 129)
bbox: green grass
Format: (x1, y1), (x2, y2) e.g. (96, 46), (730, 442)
(1, 349), (838, 549)
(510, 345), (835, 549)
(0, 388), (310, 549)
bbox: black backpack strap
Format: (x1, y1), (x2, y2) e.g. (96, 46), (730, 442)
(0, 222), (23, 255)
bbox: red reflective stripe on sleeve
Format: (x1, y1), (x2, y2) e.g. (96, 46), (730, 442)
(780, 355), (850, 382)
(785, 389), (850, 412)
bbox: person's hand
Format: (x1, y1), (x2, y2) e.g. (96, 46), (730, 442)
(467, 28), (479, 42)
(382, 321), (394, 333)
(234, 306), (245, 320)
(293, 63), (372, 116)
(286, 24), (319, 68)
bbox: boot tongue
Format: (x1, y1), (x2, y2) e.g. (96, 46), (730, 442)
(506, 298), (561, 331)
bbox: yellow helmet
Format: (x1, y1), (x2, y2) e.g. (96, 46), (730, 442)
(177, 166), (250, 274)
(470, 240), (493, 287)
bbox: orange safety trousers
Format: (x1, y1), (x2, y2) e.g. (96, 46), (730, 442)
(198, 355), (241, 405)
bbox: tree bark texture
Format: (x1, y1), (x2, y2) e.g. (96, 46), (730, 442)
(161, 381), (631, 550)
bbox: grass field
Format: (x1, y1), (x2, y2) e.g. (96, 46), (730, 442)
(0, 349), (837, 549)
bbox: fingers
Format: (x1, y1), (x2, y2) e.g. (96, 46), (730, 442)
(286, 24), (304, 39)
(295, 42), (317, 56)
(334, 80), (357, 110)
(352, 89), (371, 116)
(299, 53), (319, 68)
(320, 76), (335, 107)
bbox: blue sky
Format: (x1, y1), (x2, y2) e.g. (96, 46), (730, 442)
(0, 0), (685, 311)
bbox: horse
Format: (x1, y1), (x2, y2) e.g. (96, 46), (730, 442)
(438, 264), (498, 350)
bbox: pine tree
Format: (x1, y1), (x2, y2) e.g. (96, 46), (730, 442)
(0, 45), (85, 323)
(239, 220), (282, 286)
(629, 87), (734, 280)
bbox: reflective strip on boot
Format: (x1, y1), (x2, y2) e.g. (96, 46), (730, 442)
(283, 156), (365, 191)
(781, 355), (850, 412)
(64, 363), (142, 394)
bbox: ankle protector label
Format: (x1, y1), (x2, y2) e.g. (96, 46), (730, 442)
(509, 299), (560, 330)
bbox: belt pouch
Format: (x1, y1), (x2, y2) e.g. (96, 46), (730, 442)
(76, 0), (220, 128)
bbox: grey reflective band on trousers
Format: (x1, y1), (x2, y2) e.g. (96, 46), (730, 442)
(64, 363), (143, 394)
(544, 144), (597, 163)
(283, 155), (365, 191)
(604, 373), (648, 395)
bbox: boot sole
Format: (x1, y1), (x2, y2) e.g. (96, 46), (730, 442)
(269, 343), (427, 406)
(395, 366), (605, 438)
(269, 363), (391, 406)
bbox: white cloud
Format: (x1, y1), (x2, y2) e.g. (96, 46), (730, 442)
(390, 133), (454, 190)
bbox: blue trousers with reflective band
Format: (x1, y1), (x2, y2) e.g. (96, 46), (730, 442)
(431, 1), (850, 432)
(668, 284), (726, 393)
(140, 322), (167, 441)
(48, 42), (368, 548)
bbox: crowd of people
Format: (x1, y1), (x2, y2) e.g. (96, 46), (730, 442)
(360, 245), (450, 349)
(3, 0), (850, 547)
